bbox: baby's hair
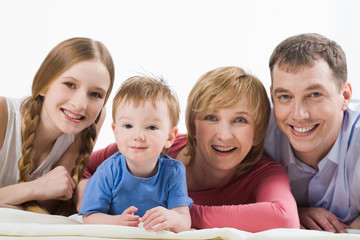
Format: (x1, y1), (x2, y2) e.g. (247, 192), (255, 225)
(18, 37), (114, 215)
(112, 75), (180, 129)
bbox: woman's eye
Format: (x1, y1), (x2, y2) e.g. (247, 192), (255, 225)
(123, 124), (132, 129)
(234, 117), (247, 123)
(147, 125), (157, 130)
(89, 92), (103, 99)
(204, 115), (217, 121)
(64, 82), (75, 88)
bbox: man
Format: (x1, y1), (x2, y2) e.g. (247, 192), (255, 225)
(264, 33), (360, 233)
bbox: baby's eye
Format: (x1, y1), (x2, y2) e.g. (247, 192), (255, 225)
(147, 125), (157, 130)
(89, 92), (103, 99)
(64, 82), (75, 89)
(234, 117), (247, 123)
(204, 115), (217, 121)
(123, 124), (132, 129)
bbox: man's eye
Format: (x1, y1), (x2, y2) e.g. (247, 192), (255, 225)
(310, 92), (321, 97)
(279, 95), (291, 100)
(204, 115), (217, 121)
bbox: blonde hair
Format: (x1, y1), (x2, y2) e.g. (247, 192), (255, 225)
(112, 75), (179, 129)
(18, 37), (115, 215)
(185, 66), (270, 176)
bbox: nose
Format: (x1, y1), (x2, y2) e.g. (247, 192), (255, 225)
(292, 100), (310, 121)
(216, 121), (233, 141)
(70, 90), (87, 112)
(133, 128), (145, 141)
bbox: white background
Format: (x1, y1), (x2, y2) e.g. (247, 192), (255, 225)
(1, 0), (359, 150)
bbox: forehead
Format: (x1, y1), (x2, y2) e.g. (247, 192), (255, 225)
(272, 60), (338, 92)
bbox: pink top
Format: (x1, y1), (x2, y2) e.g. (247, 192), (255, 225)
(85, 134), (299, 232)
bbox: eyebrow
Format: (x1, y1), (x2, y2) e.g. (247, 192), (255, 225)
(63, 76), (107, 93)
(273, 83), (327, 95)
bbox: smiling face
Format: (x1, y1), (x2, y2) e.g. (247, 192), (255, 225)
(271, 60), (351, 167)
(193, 98), (255, 174)
(40, 60), (110, 136)
(112, 99), (177, 170)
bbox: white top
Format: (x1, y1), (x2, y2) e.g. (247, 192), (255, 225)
(0, 97), (74, 188)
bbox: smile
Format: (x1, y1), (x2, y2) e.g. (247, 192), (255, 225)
(62, 109), (84, 120)
(292, 125), (318, 133)
(212, 145), (236, 152)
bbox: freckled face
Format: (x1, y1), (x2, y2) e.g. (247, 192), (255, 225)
(40, 60), (110, 136)
(194, 98), (255, 174)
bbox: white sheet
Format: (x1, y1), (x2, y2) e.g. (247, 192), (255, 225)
(1, 208), (359, 240)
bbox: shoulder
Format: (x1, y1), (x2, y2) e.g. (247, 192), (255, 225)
(96, 151), (123, 173)
(160, 155), (186, 175)
(247, 155), (288, 180)
(0, 97), (8, 149)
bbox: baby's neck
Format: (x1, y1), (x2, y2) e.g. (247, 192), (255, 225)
(126, 159), (158, 178)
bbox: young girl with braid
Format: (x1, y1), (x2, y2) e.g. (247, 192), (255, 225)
(0, 37), (114, 215)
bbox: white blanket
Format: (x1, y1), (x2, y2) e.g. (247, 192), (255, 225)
(1, 208), (359, 240)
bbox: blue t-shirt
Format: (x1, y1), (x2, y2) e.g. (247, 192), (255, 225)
(79, 152), (193, 217)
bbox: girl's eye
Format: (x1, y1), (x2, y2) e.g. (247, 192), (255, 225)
(89, 92), (103, 99)
(234, 117), (247, 123)
(204, 115), (217, 121)
(123, 124), (132, 129)
(147, 125), (157, 130)
(64, 82), (75, 88)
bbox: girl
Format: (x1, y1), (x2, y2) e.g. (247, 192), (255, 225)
(0, 37), (114, 215)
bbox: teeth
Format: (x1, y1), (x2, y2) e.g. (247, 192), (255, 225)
(293, 126), (315, 133)
(213, 146), (236, 152)
(63, 110), (82, 120)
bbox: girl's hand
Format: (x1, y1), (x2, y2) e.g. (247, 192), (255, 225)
(32, 166), (75, 201)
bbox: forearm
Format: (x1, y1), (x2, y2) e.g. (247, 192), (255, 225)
(0, 182), (37, 205)
(169, 206), (191, 233)
(190, 201), (299, 232)
(83, 212), (117, 224)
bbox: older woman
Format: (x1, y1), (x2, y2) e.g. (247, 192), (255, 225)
(80, 66), (299, 232)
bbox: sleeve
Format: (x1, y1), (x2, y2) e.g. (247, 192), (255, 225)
(167, 162), (193, 209)
(79, 159), (116, 215)
(190, 163), (300, 232)
(83, 143), (118, 178)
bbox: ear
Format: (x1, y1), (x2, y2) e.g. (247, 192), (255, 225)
(164, 127), (178, 149)
(111, 122), (116, 133)
(341, 81), (352, 111)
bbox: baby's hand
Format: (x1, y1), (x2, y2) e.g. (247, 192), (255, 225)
(116, 206), (140, 227)
(141, 206), (176, 232)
